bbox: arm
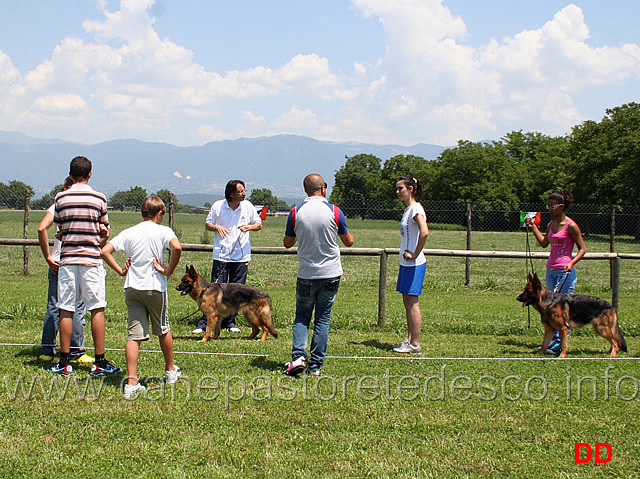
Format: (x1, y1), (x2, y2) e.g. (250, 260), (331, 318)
(153, 238), (182, 276)
(526, 218), (549, 248)
(403, 213), (428, 260)
(283, 235), (296, 249)
(339, 232), (354, 248)
(565, 222), (586, 272)
(38, 211), (58, 272)
(239, 222), (262, 232)
(101, 242), (129, 277)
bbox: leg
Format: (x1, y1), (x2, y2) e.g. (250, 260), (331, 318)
(125, 339), (142, 386)
(292, 278), (315, 361)
(557, 326), (570, 358)
(159, 332), (175, 371)
(41, 269), (60, 357)
(199, 313), (221, 342)
(539, 324), (555, 355)
(402, 294), (422, 348)
(70, 300), (88, 359)
(220, 262), (248, 329)
(90, 308), (106, 356)
(308, 277), (340, 371)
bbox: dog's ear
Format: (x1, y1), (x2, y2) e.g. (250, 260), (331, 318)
(188, 265), (195, 277)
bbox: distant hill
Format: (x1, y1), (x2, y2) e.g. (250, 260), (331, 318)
(0, 131), (447, 199)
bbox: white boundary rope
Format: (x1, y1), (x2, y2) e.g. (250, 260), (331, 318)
(1, 342), (636, 360)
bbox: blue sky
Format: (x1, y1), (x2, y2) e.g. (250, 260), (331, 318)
(0, 0), (638, 147)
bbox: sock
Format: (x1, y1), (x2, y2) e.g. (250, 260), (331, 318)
(59, 352), (70, 367)
(95, 353), (106, 367)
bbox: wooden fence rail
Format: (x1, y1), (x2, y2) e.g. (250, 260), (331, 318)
(3, 238), (637, 327)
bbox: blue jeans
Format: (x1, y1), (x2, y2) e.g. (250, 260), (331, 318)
(196, 261), (248, 330)
(41, 269), (87, 358)
(545, 268), (577, 294)
(292, 277), (340, 370)
(546, 268), (577, 344)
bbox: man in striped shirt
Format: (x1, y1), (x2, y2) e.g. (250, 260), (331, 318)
(50, 156), (121, 376)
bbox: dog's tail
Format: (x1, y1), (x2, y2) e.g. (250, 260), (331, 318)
(614, 313), (627, 353)
(267, 319), (278, 338)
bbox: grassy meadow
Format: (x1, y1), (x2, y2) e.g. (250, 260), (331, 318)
(0, 209), (639, 478)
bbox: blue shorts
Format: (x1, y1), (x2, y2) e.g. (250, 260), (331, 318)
(396, 264), (426, 296)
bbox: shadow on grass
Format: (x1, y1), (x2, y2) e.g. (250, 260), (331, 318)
(350, 339), (395, 352)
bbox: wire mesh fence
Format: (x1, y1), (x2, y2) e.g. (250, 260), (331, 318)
(1, 189), (639, 242)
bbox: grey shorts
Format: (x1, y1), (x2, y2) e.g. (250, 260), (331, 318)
(125, 288), (170, 341)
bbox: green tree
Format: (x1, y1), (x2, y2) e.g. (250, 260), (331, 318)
(248, 188), (289, 211)
(0, 180), (35, 209)
(330, 154), (383, 218)
(109, 186), (148, 210)
(568, 102), (640, 205)
(380, 154), (438, 200)
(500, 130), (570, 203)
(433, 140), (520, 207)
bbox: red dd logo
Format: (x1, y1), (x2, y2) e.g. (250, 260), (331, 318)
(574, 443), (612, 464)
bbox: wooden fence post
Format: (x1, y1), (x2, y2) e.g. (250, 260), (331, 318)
(611, 256), (620, 310)
(465, 202), (472, 287)
(377, 250), (388, 328)
(23, 189), (30, 276)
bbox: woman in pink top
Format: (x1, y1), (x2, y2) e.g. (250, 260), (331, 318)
(526, 190), (586, 352)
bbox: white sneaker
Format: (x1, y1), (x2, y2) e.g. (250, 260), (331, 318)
(393, 338), (410, 350)
(393, 340), (422, 354)
(192, 328), (204, 334)
(165, 365), (182, 384)
(123, 382), (146, 399)
(228, 326), (241, 333)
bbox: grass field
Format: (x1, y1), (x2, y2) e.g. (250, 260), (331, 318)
(1, 211), (639, 478)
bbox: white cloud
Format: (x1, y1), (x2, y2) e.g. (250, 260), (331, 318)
(272, 106), (318, 132)
(1, 0), (639, 146)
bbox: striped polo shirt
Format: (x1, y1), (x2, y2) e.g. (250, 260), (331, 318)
(54, 183), (109, 266)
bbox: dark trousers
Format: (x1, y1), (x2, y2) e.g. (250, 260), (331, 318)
(196, 261), (248, 330)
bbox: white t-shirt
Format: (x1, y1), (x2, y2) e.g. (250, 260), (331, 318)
(206, 199), (261, 262)
(399, 203), (427, 267)
(108, 221), (177, 292)
(47, 204), (62, 261)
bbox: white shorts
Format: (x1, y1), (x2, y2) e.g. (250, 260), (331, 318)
(57, 265), (107, 312)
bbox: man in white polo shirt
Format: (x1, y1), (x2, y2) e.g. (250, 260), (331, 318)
(192, 180), (262, 335)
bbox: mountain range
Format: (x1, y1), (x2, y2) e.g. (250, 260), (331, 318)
(0, 130), (447, 203)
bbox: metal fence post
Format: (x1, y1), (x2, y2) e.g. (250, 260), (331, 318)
(377, 250), (387, 328)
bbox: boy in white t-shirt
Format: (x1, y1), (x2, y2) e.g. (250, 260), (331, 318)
(101, 196), (182, 399)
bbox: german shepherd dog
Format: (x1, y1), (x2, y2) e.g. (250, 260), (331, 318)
(516, 273), (626, 358)
(176, 265), (278, 342)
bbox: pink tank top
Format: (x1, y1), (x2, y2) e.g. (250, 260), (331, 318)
(547, 218), (575, 270)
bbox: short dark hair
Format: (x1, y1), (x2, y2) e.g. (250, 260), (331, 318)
(63, 176), (74, 189)
(69, 156), (92, 181)
(140, 196), (166, 220)
(225, 180), (245, 202)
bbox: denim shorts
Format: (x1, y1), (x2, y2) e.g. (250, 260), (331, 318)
(396, 264), (426, 296)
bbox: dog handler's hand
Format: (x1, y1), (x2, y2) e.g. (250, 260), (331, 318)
(153, 258), (173, 276)
(216, 225), (230, 238)
(403, 250), (416, 261)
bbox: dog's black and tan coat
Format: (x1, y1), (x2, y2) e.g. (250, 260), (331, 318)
(517, 273), (626, 358)
(177, 265), (278, 342)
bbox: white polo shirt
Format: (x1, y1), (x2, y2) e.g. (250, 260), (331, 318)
(206, 199), (261, 263)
